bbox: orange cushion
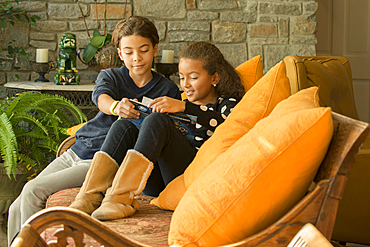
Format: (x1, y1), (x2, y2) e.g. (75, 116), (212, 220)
(235, 55), (264, 92)
(66, 122), (86, 135)
(150, 174), (186, 211)
(168, 87), (334, 246)
(151, 60), (290, 210)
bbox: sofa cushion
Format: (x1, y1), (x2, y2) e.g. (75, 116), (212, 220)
(66, 122), (86, 135)
(235, 55), (264, 92)
(151, 60), (290, 211)
(168, 87), (334, 246)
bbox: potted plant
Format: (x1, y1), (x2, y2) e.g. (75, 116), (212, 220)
(76, 0), (126, 71)
(0, 91), (87, 180)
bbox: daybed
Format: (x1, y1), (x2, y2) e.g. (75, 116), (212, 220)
(10, 56), (370, 247)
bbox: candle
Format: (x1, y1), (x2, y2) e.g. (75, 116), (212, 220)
(162, 50), (174, 64)
(36, 49), (48, 63)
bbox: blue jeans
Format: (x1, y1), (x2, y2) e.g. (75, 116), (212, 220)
(100, 112), (197, 196)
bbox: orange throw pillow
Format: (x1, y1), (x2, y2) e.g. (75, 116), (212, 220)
(168, 87), (334, 246)
(235, 55), (264, 92)
(151, 61), (290, 210)
(66, 122), (86, 136)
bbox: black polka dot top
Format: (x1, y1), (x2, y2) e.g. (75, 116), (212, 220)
(183, 95), (239, 150)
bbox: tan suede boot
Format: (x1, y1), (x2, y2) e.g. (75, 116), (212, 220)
(91, 149), (154, 221)
(69, 151), (118, 215)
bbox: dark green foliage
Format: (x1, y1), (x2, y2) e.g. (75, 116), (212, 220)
(0, 0), (40, 31)
(82, 31), (112, 63)
(0, 0), (41, 75)
(0, 92), (87, 179)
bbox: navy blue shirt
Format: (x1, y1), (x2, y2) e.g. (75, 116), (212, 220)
(71, 66), (181, 159)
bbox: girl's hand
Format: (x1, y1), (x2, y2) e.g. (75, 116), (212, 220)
(149, 96), (185, 113)
(114, 98), (140, 119)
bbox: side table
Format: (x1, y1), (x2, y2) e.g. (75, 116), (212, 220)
(4, 81), (98, 120)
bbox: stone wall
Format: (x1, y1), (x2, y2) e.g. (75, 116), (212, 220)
(0, 0), (317, 90)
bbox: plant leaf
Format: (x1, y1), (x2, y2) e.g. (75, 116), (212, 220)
(105, 33), (112, 44)
(7, 45), (14, 54)
(90, 35), (107, 48)
(82, 43), (98, 63)
(0, 20), (6, 30)
(31, 15), (41, 20)
(93, 29), (101, 37)
(0, 113), (19, 179)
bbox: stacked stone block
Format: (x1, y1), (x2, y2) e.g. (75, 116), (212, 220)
(0, 0), (317, 87)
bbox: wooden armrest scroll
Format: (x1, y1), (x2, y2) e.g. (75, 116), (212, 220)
(11, 225), (48, 247)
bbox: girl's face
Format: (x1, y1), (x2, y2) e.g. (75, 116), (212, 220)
(117, 35), (158, 83)
(179, 58), (220, 105)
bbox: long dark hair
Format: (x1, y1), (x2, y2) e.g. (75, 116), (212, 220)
(179, 41), (245, 99)
(112, 16), (159, 49)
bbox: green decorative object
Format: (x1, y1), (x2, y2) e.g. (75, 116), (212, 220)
(54, 33), (80, 85)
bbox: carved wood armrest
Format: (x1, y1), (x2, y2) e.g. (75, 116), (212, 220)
(12, 207), (144, 247)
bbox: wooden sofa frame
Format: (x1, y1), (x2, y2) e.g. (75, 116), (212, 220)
(11, 112), (369, 247)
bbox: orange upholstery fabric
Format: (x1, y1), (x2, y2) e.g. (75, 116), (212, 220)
(168, 87), (334, 247)
(235, 55), (264, 92)
(151, 61), (290, 210)
(66, 122), (86, 135)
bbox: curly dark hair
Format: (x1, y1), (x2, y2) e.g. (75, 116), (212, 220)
(179, 41), (245, 99)
(112, 16), (159, 49)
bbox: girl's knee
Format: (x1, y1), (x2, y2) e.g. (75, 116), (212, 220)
(111, 119), (137, 132)
(143, 112), (168, 126)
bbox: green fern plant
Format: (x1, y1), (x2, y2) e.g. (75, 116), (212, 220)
(0, 91), (87, 179)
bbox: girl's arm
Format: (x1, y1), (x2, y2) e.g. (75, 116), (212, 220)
(184, 96), (238, 132)
(148, 96), (186, 113)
